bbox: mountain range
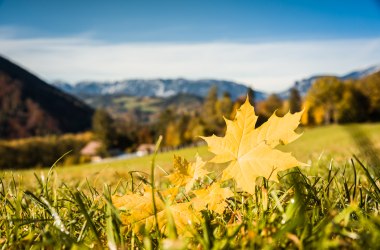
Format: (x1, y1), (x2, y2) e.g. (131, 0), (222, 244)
(0, 55), (94, 139)
(53, 65), (380, 101)
(53, 79), (267, 101)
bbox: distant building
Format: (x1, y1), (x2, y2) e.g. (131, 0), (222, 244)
(136, 144), (156, 157)
(80, 141), (103, 162)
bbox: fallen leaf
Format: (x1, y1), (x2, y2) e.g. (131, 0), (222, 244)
(192, 183), (234, 213)
(201, 97), (306, 194)
(166, 154), (209, 192)
(112, 188), (198, 234)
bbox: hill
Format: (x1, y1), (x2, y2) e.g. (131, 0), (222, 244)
(0, 56), (94, 139)
(81, 93), (203, 123)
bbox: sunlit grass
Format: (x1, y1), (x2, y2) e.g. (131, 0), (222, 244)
(1, 146), (380, 248)
(2, 123), (380, 190)
(281, 123), (380, 161)
(1, 145), (212, 189)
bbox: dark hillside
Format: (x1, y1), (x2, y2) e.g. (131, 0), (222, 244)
(0, 56), (93, 139)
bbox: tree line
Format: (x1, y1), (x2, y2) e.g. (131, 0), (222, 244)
(302, 73), (380, 125)
(0, 133), (91, 169)
(92, 86), (256, 150)
(93, 71), (380, 153)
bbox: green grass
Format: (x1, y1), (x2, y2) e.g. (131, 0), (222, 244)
(1, 123), (380, 249)
(1, 145), (212, 189)
(113, 96), (162, 112)
(281, 123), (380, 162)
(2, 123), (380, 188)
(85, 95), (162, 114)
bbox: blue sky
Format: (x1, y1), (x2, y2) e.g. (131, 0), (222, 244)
(1, 0), (380, 91)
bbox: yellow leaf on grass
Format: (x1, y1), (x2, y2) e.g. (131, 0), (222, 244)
(201, 97), (307, 194)
(166, 154), (209, 192)
(160, 186), (180, 203)
(192, 183), (234, 214)
(112, 188), (198, 234)
(112, 191), (164, 226)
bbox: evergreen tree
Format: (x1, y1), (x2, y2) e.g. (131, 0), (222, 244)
(204, 85), (218, 114)
(288, 87), (302, 114)
(202, 85), (219, 135)
(92, 109), (115, 149)
(215, 92), (233, 134)
(156, 108), (175, 136)
(218, 92), (233, 118)
(247, 87), (255, 106)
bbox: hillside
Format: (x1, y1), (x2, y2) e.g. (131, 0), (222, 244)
(82, 93), (203, 123)
(0, 56), (94, 139)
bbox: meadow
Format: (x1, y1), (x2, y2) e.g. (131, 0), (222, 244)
(1, 122), (380, 249)
(3, 123), (379, 188)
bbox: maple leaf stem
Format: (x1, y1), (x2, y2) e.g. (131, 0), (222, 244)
(129, 171), (134, 193)
(151, 135), (163, 236)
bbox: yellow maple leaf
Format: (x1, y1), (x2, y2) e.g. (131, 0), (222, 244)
(112, 188), (199, 234)
(201, 97), (307, 194)
(112, 190), (163, 225)
(166, 154), (209, 192)
(192, 183), (234, 214)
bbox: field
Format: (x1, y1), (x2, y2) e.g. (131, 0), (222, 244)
(84, 95), (161, 114)
(1, 122), (380, 249)
(281, 123), (380, 162)
(3, 123), (379, 187)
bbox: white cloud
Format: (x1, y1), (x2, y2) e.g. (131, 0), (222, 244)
(0, 33), (379, 92)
